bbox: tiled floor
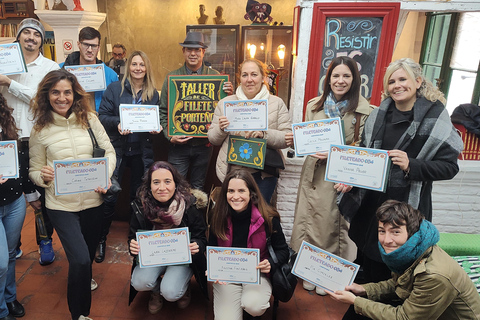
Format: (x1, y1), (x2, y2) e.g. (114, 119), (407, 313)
(14, 206), (349, 320)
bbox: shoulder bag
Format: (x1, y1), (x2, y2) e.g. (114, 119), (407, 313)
(267, 236), (298, 302)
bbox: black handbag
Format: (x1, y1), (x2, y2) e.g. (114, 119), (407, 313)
(263, 148), (285, 177)
(86, 122), (122, 198)
(267, 237), (298, 302)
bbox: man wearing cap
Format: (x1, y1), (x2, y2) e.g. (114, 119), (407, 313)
(60, 26), (118, 112)
(0, 18), (59, 272)
(159, 32), (233, 190)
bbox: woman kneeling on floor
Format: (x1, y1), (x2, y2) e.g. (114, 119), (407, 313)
(328, 200), (480, 319)
(127, 161), (208, 314)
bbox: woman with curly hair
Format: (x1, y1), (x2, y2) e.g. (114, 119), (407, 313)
(0, 93), (41, 320)
(337, 58), (463, 319)
(128, 161), (208, 314)
(28, 69), (116, 320)
(209, 169), (289, 319)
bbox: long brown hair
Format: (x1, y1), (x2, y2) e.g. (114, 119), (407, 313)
(0, 93), (19, 140)
(314, 56), (361, 113)
(136, 161), (191, 221)
(30, 69), (93, 131)
(121, 50), (157, 101)
(209, 169), (280, 241)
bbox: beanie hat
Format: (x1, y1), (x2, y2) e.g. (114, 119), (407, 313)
(16, 18), (45, 47)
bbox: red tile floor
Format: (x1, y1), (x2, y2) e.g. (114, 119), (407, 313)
(14, 206), (349, 320)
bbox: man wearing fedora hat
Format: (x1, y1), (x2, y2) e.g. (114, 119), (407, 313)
(159, 32), (233, 190)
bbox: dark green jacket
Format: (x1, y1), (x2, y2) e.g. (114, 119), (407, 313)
(354, 245), (480, 319)
(159, 63), (219, 146)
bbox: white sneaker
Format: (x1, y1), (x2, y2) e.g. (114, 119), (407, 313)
(303, 280), (315, 291)
(316, 287), (327, 296)
(91, 279), (98, 291)
(78, 316), (93, 320)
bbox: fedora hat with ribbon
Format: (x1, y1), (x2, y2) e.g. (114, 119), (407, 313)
(179, 32), (208, 49)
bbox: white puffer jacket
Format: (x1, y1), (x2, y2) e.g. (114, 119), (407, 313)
(29, 112), (116, 212)
(208, 93), (291, 182)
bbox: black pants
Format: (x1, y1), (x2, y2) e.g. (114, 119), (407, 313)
(47, 205), (102, 319)
(101, 154), (144, 242)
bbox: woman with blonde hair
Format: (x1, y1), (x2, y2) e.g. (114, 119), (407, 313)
(337, 58), (463, 319)
(97, 50), (161, 262)
(208, 58), (292, 203)
(29, 69), (116, 320)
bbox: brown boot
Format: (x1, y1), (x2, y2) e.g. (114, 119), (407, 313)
(148, 291), (163, 314)
(177, 286), (191, 309)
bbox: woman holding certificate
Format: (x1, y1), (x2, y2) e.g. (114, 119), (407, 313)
(128, 161), (207, 314)
(290, 56), (372, 295)
(338, 58), (463, 319)
(209, 169), (289, 320)
(328, 200), (480, 319)
(208, 58), (292, 203)
(0, 93), (41, 320)
(97, 50), (160, 263)
(29, 69), (116, 320)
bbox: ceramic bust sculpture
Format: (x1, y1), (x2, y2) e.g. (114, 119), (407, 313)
(213, 6), (225, 25)
(197, 4), (209, 24)
(52, 0), (67, 10)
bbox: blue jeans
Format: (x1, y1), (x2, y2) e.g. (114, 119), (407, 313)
(0, 195), (26, 318)
(168, 143), (212, 190)
(251, 171), (278, 204)
(47, 205), (103, 320)
(131, 264), (193, 302)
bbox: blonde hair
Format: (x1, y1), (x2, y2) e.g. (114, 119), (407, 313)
(237, 58), (269, 90)
(381, 58), (446, 105)
(121, 50), (156, 101)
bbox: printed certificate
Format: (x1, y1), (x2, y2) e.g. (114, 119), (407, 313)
(292, 241), (359, 292)
(0, 140), (19, 179)
(64, 64), (107, 92)
(224, 99), (268, 131)
(53, 158), (108, 195)
(292, 118), (345, 156)
(119, 104), (160, 132)
(0, 43), (27, 75)
(137, 227), (192, 268)
(325, 145), (391, 192)
(207, 246), (260, 284)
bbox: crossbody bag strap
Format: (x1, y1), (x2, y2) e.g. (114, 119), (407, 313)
(353, 112), (362, 143)
(86, 121), (100, 148)
(266, 236), (279, 264)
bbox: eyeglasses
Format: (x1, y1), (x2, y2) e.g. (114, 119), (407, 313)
(80, 42), (100, 50)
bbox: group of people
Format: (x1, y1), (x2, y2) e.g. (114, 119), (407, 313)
(0, 16), (479, 320)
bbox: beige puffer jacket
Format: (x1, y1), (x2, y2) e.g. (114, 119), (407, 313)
(29, 112), (116, 212)
(208, 94), (291, 182)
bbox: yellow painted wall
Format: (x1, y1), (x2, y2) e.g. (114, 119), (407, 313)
(97, 0), (296, 88)
(392, 12), (426, 62)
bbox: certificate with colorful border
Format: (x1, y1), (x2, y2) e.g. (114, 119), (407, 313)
(325, 144), (391, 192)
(168, 75), (229, 137)
(137, 227), (192, 268)
(207, 246), (260, 284)
(64, 64), (107, 92)
(0, 43), (27, 75)
(292, 240), (359, 292)
(0, 140), (19, 178)
(119, 104), (160, 132)
(292, 117), (345, 156)
(224, 99), (268, 131)
(227, 135), (266, 170)
(53, 158), (108, 195)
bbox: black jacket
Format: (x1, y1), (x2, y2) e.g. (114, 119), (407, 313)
(128, 193), (208, 304)
(98, 80), (159, 173)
